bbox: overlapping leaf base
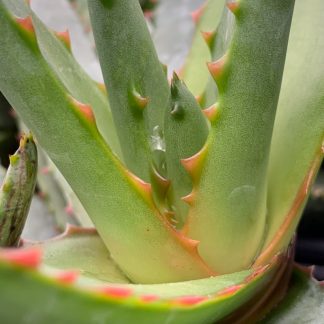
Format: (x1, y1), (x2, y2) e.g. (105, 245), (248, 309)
(0, 226), (293, 324)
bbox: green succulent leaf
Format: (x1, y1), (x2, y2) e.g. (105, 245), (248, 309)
(88, 0), (170, 181)
(38, 226), (130, 284)
(182, 0), (226, 99)
(0, 0), (322, 321)
(0, 0), (215, 283)
(0, 241), (289, 324)
(202, 3), (237, 108)
(32, 4), (121, 158)
(34, 226), (250, 291)
(0, 134), (37, 247)
(2, 0), (121, 156)
(258, 0), (324, 263)
(186, 0), (295, 274)
(164, 74), (209, 226)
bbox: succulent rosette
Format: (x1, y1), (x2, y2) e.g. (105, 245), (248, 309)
(0, 0), (323, 322)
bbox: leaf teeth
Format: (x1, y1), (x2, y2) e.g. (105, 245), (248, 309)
(227, 1), (240, 16)
(170, 102), (184, 118)
(181, 190), (196, 206)
(171, 233), (216, 276)
(203, 103), (219, 122)
(15, 16), (34, 33)
(55, 270), (79, 284)
(143, 10), (154, 20)
(217, 284), (245, 297)
(99, 286), (133, 299)
(140, 294), (159, 303)
(207, 54), (227, 84)
(55, 30), (71, 51)
(70, 97), (96, 125)
(0, 248), (41, 269)
(180, 143), (209, 184)
(125, 170), (154, 206)
(181, 218), (190, 236)
(151, 166), (171, 197)
(130, 89), (149, 110)
(177, 234), (200, 254)
(164, 210), (177, 225)
(195, 94), (204, 106)
(173, 295), (208, 306)
(190, 4), (206, 24)
(201, 30), (217, 49)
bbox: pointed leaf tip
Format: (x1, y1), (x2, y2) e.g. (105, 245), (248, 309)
(170, 71), (181, 94)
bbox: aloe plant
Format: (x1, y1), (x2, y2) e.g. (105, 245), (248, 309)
(0, 0), (323, 322)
